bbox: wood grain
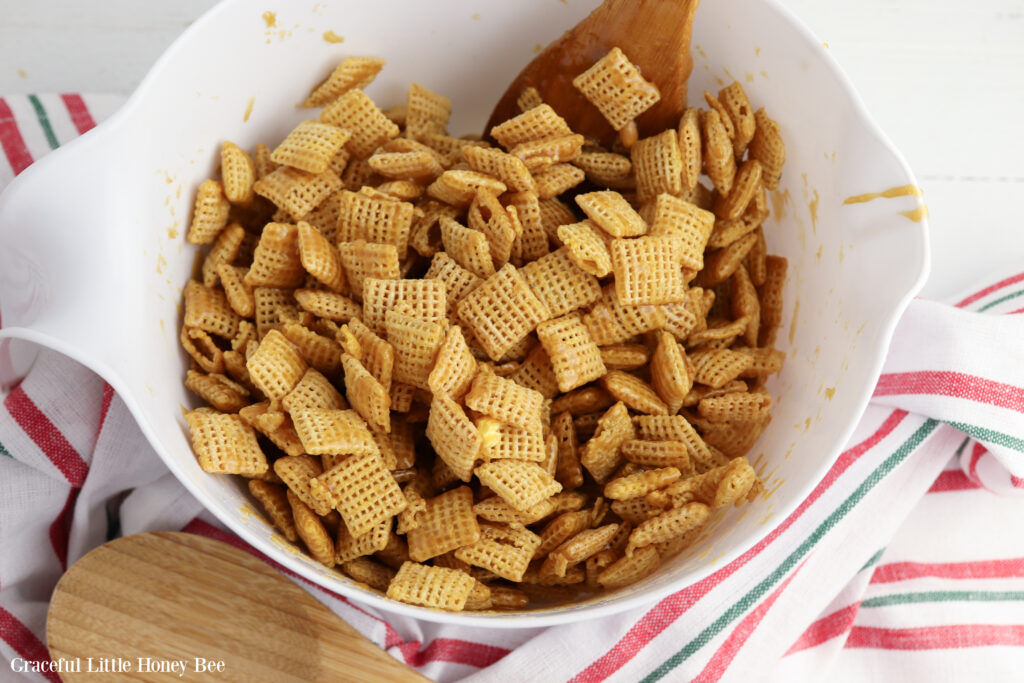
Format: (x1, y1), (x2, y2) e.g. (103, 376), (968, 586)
(485, 0), (700, 146)
(46, 532), (426, 683)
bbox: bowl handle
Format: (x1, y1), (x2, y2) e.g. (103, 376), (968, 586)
(0, 128), (130, 387)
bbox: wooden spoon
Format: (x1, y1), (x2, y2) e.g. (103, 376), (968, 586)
(485, 0), (701, 146)
(46, 532), (426, 682)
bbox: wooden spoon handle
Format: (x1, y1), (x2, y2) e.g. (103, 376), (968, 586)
(46, 532), (427, 682)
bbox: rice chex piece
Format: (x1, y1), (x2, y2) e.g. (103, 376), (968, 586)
(454, 524), (542, 582)
(336, 190), (415, 260)
(579, 401), (635, 483)
(582, 286), (666, 346)
(246, 329), (307, 400)
(536, 313), (606, 393)
(271, 120), (351, 175)
(644, 193), (715, 271)
(490, 104), (572, 150)
(386, 309), (445, 391)
(575, 191), (647, 238)
(291, 408), (377, 457)
(303, 57), (385, 108)
(363, 277), (447, 335)
(184, 281), (241, 339)
(465, 370), (546, 434)
(475, 460), (562, 512)
(427, 325), (477, 400)
(572, 47), (660, 131)
(338, 240), (400, 300)
(318, 451), (406, 536)
(185, 411), (267, 476)
(424, 251), (483, 318)
(456, 264), (551, 361)
(320, 89), (400, 158)
(253, 167), (341, 220)
(387, 561), (475, 611)
(406, 486), (481, 562)
(610, 236), (688, 306)
(187, 179), (230, 244)
(341, 353), (391, 433)
(519, 248), (602, 318)
(426, 395), (481, 482)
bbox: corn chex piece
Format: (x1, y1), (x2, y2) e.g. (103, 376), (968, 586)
(346, 318), (394, 391)
(251, 142), (278, 180)
(386, 309), (445, 391)
(403, 82), (452, 139)
(183, 281), (241, 339)
(702, 109), (737, 196)
(342, 557), (396, 592)
(420, 133), (490, 167)
(253, 167), (341, 220)
(216, 265), (255, 318)
(510, 134), (585, 171)
(536, 313), (606, 394)
(490, 104), (572, 150)
(282, 368), (347, 413)
(628, 501), (709, 555)
(550, 386), (615, 416)
(396, 480), (428, 535)
(456, 264), (551, 361)
(622, 439), (691, 473)
(599, 344), (650, 372)
(631, 129), (683, 202)
(597, 545), (660, 588)
(221, 143), (255, 206)
(184, 370), (248, 412)
(368, 150), (444, 181)
(508, 345), (559, 399)
(534, 510), (593, 559)
(187, 179), (230, 244)
(475, 460), (562, 511)
(537, 197), (577, 242)
(387, 561), (476, 611)
(582, 286), (666, 346)
(730, 265), (760, 347)
(296, 221), (346, 291)
(336, 190), (414, 260)
(454, 524), (542, 582)
(319, 89), (399, 158)
(605, 467), (681, 500)
(406, 486), (481, 562)
(675, 106), (702, 191)
(202, 222), (245, 287)
(424, 251), (483, 318)
(314, 451), (406, 536)
(426, 395), (481, 482)
(341, 353), (391, 433)
(280, 323), (341, 377)
(532, 163), (586, 199)
(575, 191), (647, 238)
(541, 523), (620, 578)
(462, 146), (536, 193)
(294, 289), (361, 322)
(291, 407), (377, 457)
(427, 325), (477, 400)
(610, 236), (687, 306)
(557, 221), (613, 278)
(272, 454), (328, 515)
(468, 191), (516, 269)
(246, 329), (307, 400)
(572, 47), (660, 131)
(737, 347), (786, 377)
(700, 420), (766, 460)
(439, 216), (495, 279)
(244, 222), (305, 288)
(650, 331), (691, 415)
(579, 401), (635, 483)
(473, 495), (556, 525)
(338, 240), (400, 300)
(363, 277), (447, 335)
(517, 86), (544, 112)
(248, 480), (297, 542)
(750, 108), (785, 190)
(551, 411), (584, 490)
(644, 194), (715, 272)
(690, 349), (754, 389)
(520, 247), (602, 319)
(479, 421), (547, 462)
(286, 490), (335, 567)
(335, 516), (391, 564)
(504, 191), (550, 262)
(427, 169), (507, 208)
(409, 200), (458, 258)
(575, 151), (633, 190)
(759, 255), (788, 346)
(271, 120), (350, 175)
(185, 411), (267, 476)
(715, 159), (763, 221)
(633, 415), (721, 473)
(465, 369), (546, 434)
(303, 56), (385, 108)
(698, 390), (772, 424)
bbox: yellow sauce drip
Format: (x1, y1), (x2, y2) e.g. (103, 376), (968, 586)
(262, 11), (276, 28)
(322, 30), (344, 44)
(900, 204), (929, 222)
(843, 185), (923, 205)
(243, 96), (255, 122)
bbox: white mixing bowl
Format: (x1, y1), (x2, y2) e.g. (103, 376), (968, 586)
(0, 0), (928, 626)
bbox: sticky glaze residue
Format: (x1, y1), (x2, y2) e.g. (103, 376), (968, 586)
(843, 185), (922, 205)
(900, 205), (929, 222)
(243, 96), (255, 121)
(323, 30), (344, 43)
(262, 11), (276, 28)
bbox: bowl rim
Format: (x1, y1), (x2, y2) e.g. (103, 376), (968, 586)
(0, 0), (929, 627)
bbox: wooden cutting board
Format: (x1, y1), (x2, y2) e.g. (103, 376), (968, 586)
(46, 532), (427, 682)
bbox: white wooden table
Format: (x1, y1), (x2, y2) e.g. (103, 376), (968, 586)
(2, 0), (1021, 301)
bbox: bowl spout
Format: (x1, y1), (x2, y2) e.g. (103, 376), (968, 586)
(0, 127), (134, 386)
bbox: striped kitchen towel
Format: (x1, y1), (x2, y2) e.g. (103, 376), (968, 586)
(0, 95), (1021, 682)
